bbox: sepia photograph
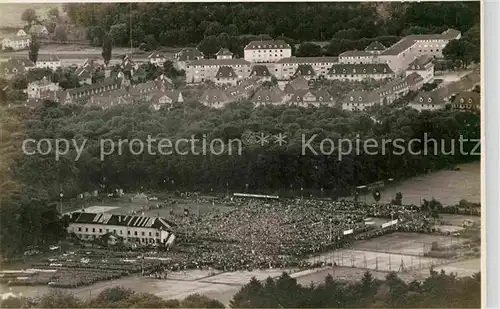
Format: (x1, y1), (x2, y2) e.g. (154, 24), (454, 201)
(0, 1), (484, 308)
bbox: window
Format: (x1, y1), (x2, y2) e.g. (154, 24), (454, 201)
(266, 96), (270, 100)
(120, 230), (123, 234)
(214, 96), (217, 100)
(156, 232), (159, 237)
(149, 232), (152, 236)
(257, 96), (261, 100)
(134, 231), (138, 236)
(127, 230), (130, 235)
(92, 228), (95, 232)
(85, 228), (88, 232)
(468, 98), (473, 103)
(358, 96), (362, 101)
(460, 98), (465, 103)
(419, 97), (424, 103)
(350, 96), (354, 102)
(78, 227), (82, 231)
(319, 97), (323, 101)
(428, 98), (432, 103)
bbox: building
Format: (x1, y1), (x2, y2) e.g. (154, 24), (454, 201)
(377, 28), (461, 74)
(215, 66), (239, 86)
(25, 77), (60, 99)
(365, 41), (386, 54)
(226, 76), (262, 102)
(121, 55), (138, 76)
(199, 88), (231, 108)
(451, 91), (480, 112)
(284, 76), (310, 95)
(148, 52), (166, 67)
(274, 57), (338, 80)
(185, 59), (251, 84)
(293, 64), (316, 80)
(29, 25), (49, 37)
(249, 65), (274, 82)
(405, 55), (434, 84)
(215, 48), (234, 60)
(151, 91), (184, 111)
(56, 75), (130, 105)
(244, 40), (292, 63)
(409, 91), (446, 111)
(35, 55), (61, 71)
(174, 48), (204, 70)
(287, 89), (334, 107)
(338, 50), (376, 64)
(327, 63), (394, 81)
(341, 90), (381, 112)
(0, 58), (35, 78)
(67, 212), (176, 247)
(251, 87), (287, 107)
(16, 29), (27, 36)
(1, 35), (30, 50)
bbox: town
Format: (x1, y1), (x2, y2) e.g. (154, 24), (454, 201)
(0, 3), (481, 309)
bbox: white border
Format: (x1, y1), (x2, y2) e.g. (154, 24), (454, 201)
(484, 1), (500, 308)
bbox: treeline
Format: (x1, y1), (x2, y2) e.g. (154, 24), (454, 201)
(63, 2), (479, 50)
(0, 270), (481, 308)
(7, 100), (480, 200)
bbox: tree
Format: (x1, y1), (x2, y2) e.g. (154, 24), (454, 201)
(54, 25), (68, 41)
(28, 36), (40, 64)
(37, 290), (81, 308)
(296, 42), (323, 57)
(372, 189), (381, 203)
(181, 294), (224, 308)
(48, 7), (60, 20)
(442, 39), (476, 68)
(391, 192), (402, 205)
(21, 8), (37, 27)
(102, 34), (113, 67)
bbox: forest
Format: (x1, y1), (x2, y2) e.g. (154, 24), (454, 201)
(61, 2), (480, 59)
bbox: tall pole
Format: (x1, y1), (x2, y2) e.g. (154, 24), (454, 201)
(129, 3), (133, 50)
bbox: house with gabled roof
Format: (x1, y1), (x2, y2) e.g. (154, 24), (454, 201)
(1, 35), (31, 51)
(409, 91), (447, 111)
(216, 48), (234, 60)
(405, 55), (434, 83)
(287, 89), (334, 107)
(29, 25), (49, 37)
(293, 64), (316, 80)
(67, 212), (176, 247)
(186, 59), (251, 84)
(148, 51), (166, 67)
(284, 76), (310, 95)
(175, 47), (204, 70)
(249, 65), (273, 82)
(35, 55), (61, 71)
(451, 91), (480, 113)
(150, 91), (184, 111)
(251, 87), (287, 107)
(26, 77), (60, 99)
(199, 88), (231, 109)
(365, 41), (387, 54)
(341, 90), (382, 112)
(215, 66), (239, 86)
(275, 56), (338, 80)
(0, 58), (35, 78)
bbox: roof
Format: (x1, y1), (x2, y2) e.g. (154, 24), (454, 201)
(284, 76), (309, 94)
(37, 54), (60, 62)
(67, 77), (123, 96)
(251, 87), (286, 103)
(407, 55), (433, 70)
(412, 91), (446, 105)
(250, 65), (272, 77)
(380, 38), (416, 56)
(328, 63), (393, 75)
(216, 66), (237, 78)
(2, 35), (30, 42)
(441, 28), (462, 40)
(216, 48), (233, 56)
(188, 59), (251, 66)
(176, 48), (204, 61)
(289, 89), (333, 102)
(0, 58), (34, 73)
(151, 91), (183, 104)
(200, 89), (230, 104)
(277, 57), (338, 64)
(148, 51), (165, 59)
(339, 50), (373, 57)
(68, 212), (175, 231)
(294, 64), (316, 76)
(452, 91), (480, 106)
(344, 90), (381, 104)
(244, 40), (290, 50)
(365, 41), (386, 51)
(404, 72), (425, 86)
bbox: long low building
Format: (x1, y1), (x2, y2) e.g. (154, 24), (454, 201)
(67, 212), (176, 247)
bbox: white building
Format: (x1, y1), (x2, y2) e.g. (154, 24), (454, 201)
(274, 57), (338, 80)
(67, 212), (176, 247)
(405, 55), (434, 84)
(35, 55), (61, 71)
(1, 35), (31, 50)
(215, 48), (234, 60)
(244, 40), (292, 63)
(148, 51), (166, 67)
(327, 63), (394, 81)
(185, 59), (251, 84)
(26, 77), (60, 99)
(16, 29), (27, 36)
(409, 92), (446, 111)
(338, 50), (376, 64)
